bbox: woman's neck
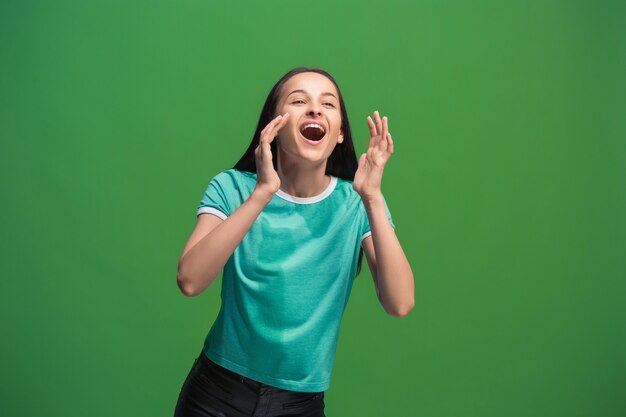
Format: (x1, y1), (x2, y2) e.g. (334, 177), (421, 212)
(276, 154), (330, 198)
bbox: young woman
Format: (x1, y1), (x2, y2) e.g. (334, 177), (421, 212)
(174, 67), (414, 417)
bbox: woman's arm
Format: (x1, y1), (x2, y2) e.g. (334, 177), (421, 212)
(354, 110), (414, 317)
(362, 196), (414, 317)
(177, 189), (273, 297)
(178, 113), (289, 297)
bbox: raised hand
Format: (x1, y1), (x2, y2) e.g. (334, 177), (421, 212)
(353, 110), (395, 200)
(254, 112), (290, 198)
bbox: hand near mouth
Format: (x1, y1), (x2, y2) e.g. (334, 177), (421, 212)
(353, 110), (394, 200)
(254, 112), (290, 199)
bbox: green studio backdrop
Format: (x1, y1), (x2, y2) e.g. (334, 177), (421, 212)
(1, 1), (624, 416)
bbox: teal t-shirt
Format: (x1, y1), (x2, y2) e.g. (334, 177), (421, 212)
(196, 168), (395, 392)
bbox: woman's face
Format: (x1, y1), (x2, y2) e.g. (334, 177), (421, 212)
(273, 72), (344, 167)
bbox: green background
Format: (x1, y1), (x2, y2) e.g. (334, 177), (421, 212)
(1, 1), (625, 416)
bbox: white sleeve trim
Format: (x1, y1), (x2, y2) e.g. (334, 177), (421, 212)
(360, 228), (396, 246)
(197, 207), (228, 220)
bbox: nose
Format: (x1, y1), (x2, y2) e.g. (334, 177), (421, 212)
(306, 106), (322, 117)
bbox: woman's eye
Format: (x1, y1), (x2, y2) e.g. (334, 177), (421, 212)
(291, 100), (335, 108)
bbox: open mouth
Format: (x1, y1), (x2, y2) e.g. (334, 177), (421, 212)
(299, 122), (326, 142)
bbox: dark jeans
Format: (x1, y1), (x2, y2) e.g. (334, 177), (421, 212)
(174, 350), (326, 417)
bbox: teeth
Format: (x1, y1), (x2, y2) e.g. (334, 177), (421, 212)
(301, 123), (325, 133)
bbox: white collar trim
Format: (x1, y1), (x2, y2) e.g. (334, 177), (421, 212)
(275, 176), (338, 204)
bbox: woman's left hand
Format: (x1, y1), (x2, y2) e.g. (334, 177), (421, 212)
(353, 110), (394, 200)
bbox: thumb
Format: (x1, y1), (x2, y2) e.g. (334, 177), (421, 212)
(358, 153), (367, 168)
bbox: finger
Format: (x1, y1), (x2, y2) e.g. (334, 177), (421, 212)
(268, 116), (289, 143)
(387, 132), (394, 153)
(263, 142), (273, 159)
(357, 153), (367, 172)
(261, 115), (282, 144)
(255, 140), (266, 159)
(268, 113), (289, 144)
(366, 116), (377, 148)
(374, 110), (382, 138)
(380, 116), (388, 151)
(276, 112), (290, 132)
(262, 142), (274, 169)
(366, 116), (376, 136)
(266, 113), (284, 129)
(265, 113), (289, 143)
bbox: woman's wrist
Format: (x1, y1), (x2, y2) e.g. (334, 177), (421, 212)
(359, 191), (384, 206)
(251, 187), (275, 205)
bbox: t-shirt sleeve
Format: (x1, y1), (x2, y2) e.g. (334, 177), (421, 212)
(196, 171), (235, 220)
(360, 194), (396, 246)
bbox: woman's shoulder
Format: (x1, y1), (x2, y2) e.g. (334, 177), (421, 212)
(215, 168), (253, 176)
(211, 168), (256, 182)
(332, 176), (363, 202)
(200, 169), (257, 197)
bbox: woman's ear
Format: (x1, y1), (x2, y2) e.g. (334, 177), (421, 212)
(338, 130), (344, 144)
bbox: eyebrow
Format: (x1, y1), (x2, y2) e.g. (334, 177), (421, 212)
(287, 89), (338, 100)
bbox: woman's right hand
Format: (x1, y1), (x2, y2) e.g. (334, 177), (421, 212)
(254, 112), (289, 199)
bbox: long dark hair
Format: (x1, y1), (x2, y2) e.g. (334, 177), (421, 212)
(233, 67), (365, 276)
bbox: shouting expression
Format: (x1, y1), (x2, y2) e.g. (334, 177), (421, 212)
(273, 72), (344, 166)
